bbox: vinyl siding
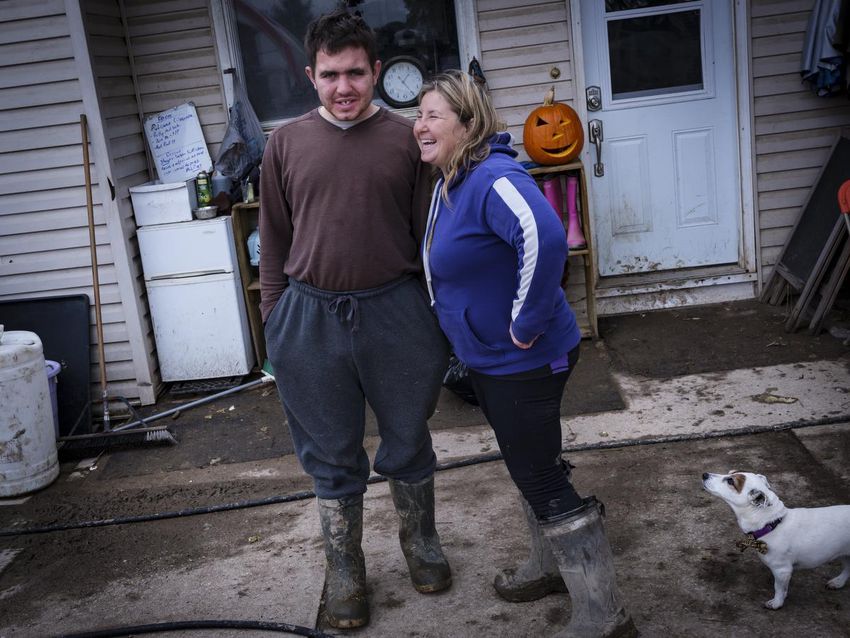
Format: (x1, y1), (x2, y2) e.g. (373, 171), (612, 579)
(750, 0), (850, 283)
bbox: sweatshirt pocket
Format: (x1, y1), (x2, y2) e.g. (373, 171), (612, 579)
(437, 306), (504, 365)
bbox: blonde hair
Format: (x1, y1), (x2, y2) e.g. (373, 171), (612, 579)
(418, 70), (503, 203)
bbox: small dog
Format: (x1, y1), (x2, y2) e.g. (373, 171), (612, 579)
(702, 470), (850, 609)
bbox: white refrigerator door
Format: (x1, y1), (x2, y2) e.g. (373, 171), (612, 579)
(137, 216), (238, 280)
(146, 271), (255, 381)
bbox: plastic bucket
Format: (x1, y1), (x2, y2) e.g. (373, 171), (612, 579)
(45, 360), (60, 439)
(0, 329), (60, 496)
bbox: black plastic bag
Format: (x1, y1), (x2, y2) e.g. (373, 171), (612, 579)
(443, 355), (479, 406)
(214, 75), (266, 182)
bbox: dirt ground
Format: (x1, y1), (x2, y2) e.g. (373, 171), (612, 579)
(1, 298), (849, 637)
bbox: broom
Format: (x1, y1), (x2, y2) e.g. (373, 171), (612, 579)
(57, 116), (176, 453)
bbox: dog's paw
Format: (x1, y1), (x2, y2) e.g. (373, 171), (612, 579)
(826, 577), (847, 590)
(764, 599), (784, 610)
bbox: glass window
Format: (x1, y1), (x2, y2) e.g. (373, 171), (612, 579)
(607, 9), (703, 100)
(233, 0), (460, 123)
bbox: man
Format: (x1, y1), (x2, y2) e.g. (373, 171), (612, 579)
(259, 9), (450, 630)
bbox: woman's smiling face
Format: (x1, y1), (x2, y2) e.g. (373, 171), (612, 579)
(413, 91), (468, 176)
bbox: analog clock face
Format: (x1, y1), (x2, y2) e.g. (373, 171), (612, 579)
(379, 58), (424, 108)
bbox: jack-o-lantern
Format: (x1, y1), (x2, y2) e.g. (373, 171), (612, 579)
(522, 87), (584, 165)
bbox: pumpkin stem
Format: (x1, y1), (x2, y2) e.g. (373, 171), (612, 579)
(544, 86), (555, 106)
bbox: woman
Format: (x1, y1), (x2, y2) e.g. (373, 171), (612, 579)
(414, 70), (637, 638)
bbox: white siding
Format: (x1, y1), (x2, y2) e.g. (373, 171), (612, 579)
(0, 1), (143, 409)
(478, 0), (578, 158)
(751, 0), (850, 283)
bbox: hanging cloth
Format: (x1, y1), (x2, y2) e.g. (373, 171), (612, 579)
(214, 72), (267, 181)
(800, 0), (847, 96)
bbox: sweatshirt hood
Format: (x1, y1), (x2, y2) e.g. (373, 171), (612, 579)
(487, 132), (516, 158)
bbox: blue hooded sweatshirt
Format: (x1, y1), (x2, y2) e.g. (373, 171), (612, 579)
(423, 133), (581, 375)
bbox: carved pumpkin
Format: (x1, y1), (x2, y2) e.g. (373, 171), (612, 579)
(523, 87), (584, 165)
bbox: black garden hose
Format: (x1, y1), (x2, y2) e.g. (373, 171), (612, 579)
(2, 412), (848, 539)
(56, 619), (332, 637)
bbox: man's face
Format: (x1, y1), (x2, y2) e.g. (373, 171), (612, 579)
(306, 46), (380, 121)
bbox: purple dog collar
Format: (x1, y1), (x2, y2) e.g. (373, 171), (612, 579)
(749, 517), (783, 540)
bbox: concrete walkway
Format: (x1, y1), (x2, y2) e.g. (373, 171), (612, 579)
(1, 306), (849, 637)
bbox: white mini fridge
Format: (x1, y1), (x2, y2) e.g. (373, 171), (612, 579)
(137, 216), (255, 382)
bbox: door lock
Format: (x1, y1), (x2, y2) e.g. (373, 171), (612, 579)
(586, 86), (602, 111)
(588, 120), (604, 177)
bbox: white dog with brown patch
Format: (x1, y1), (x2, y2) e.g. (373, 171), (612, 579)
(702, 470), (850, 609)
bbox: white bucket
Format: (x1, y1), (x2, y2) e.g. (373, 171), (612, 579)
(0, 328), (60, 497)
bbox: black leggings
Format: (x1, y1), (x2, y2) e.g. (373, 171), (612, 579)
(468, 345), (582, 521)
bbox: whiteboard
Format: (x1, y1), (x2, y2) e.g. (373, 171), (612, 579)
(143, 102), (213, 183)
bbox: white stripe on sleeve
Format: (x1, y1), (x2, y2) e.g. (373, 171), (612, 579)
(492, 176), (538, 321)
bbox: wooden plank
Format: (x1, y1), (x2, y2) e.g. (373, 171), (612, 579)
(756, 146), (832, 173)
(751, 12), (808, 37)
(758, 186), (810, 212)
(0, 58), (79, 89)
(0, 265), (118, 296)
(752, 52), (803, 78)
(808, 238), (850, 334)
(0, 164), (89, 194)
(3, 78), (82, 109)
(478, 0), (546, 11)
(757, 167), (821, 192)
(480, 22), (569, 50)
(1, 207), (103, 234)
(0, 36), (73, 67)
(0, 185), (90, 215)
(485, 61), (574, 91)
(123, 0), (208, 19)
(129, 28), (213, 56)
(139, 85), (223, 112)
(0, 225), (110, 255)
(751, 32), (805, 58)
(750, 0), (811, 19)
(0, 122), (82, 152)
(490, 80), (573, 110)
(134, 48), (220, 75)
(759, 206), (805, 230)
(754, 91), (837, 118)
(1, 245), (115, 277)
(755, 107), (850, 136)
(0, 144), (85, 173)
(0, 15), (69, 45)
(755, 128), (840, 154)
(753, 73), (807, 98)
(126, 8), (211, 37)
(478, 2), (566, 32)
(84, 12), (124, 38)
(0, 0), (64, 22)
(483, 42), (567, 71)
(136, 66), (221, 94)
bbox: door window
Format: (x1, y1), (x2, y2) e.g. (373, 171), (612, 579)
(599, 1), (708, 106)
(232, 0), (460, 123)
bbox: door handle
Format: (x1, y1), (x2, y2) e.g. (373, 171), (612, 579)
(588, 119), (604, 177)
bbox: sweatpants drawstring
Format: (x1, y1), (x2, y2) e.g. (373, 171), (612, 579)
(328, 295), (360, 332)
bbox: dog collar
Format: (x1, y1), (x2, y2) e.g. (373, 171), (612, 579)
(749, 517), (783, 540)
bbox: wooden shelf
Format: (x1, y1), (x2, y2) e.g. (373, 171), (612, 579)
(231, 202), (265, 367)
(527, 161), (598, 339)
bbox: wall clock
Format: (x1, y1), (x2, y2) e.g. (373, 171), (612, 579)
(378, 56), (426, 108)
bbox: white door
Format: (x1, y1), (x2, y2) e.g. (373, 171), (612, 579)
(580, 0), (741, 277)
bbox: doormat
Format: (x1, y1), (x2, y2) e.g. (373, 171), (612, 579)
(168, 376), (244, 396)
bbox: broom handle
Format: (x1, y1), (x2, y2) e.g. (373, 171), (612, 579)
(80, 115), (110, 424)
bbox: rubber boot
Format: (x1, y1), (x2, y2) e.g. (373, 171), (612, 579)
(541, 497), (638, 638)
(317, 495), (369, 629)
(388, 475), (452, 593)
(493, 496), (568, 601)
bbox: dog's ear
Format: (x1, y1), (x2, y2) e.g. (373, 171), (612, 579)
(748, 489), (769, 507)
(757, 474), (773, 490)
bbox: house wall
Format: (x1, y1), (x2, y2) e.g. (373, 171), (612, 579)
(0, 0), (228, 415)
(751, 0), (850, 285)
(0, 0), (155, 407)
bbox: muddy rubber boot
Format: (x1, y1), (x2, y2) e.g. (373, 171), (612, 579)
(388, 475), (452, 593)
(541, 497), (638, 638)
(493, 496), (568, 602)
(317, 495), (369, 629)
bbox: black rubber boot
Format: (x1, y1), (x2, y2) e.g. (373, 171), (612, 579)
(541, 497), (638, 638)
(317, 495), (369, 629)
(388, 475), (452, 593)
(494, 496), (568, 602)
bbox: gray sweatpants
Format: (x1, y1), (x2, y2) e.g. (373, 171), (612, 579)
(264, 276), (449, 499)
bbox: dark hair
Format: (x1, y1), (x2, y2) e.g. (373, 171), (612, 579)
(304, 9), (377, 70)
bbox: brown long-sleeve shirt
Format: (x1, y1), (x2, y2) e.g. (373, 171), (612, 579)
(258, 108), (432, 323)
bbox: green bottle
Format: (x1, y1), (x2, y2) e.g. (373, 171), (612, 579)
(196, 170), (212, 206)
